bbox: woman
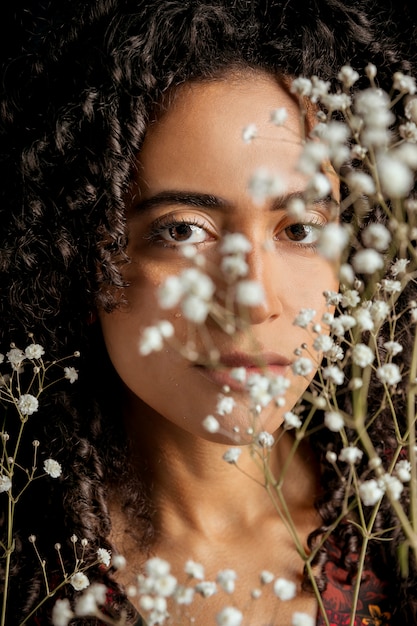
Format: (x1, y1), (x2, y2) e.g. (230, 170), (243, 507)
(0, 1), (415, 624)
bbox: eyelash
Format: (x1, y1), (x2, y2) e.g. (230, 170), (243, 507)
(280, 216), (325, 250)
(144, 215), (211, 248)
(145, 215), (326, 249)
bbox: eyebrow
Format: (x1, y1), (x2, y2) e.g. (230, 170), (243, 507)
(134, 190), (335, 212)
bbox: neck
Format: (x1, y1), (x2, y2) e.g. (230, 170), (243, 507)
(121, 398), (320, 541)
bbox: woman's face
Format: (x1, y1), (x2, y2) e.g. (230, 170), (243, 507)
(99, 72), (339, 442)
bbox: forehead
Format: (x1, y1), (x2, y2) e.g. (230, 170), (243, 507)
(135, 72), (310, 199)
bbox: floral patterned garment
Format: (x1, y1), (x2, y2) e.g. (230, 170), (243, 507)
(317, 539), (392, 626)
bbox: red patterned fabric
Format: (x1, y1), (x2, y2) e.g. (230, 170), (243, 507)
(317, 539), (391, 625)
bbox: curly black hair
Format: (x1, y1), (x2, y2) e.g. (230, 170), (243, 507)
(1, 1), (417, 624)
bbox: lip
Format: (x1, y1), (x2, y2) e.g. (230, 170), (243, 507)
(195, 351), (292, 391)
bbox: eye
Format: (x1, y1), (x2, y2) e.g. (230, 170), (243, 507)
(146, 216), (212, 247)
(161, 223), (207, 244)
(284, 223), (322, 244)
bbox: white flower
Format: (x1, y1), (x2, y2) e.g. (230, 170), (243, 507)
(153, 574), (177, 597)
(270, 107), (288, 126)
(6, 347), (25, 369)
(352, 249), (384, 274)
(313, 335), (334, 353)
(25, 344), (45, 360)
(216, 607), (243, 626)
(195, 581), (218, 597)
(346, 172), (376, 196)
(202, 415), (220, 433)
(75, 591), (98, 616)
(324, 411), (344, 432)
(112, 554), (127, 570)
(350, 144), (368, 160)
(377, 155), (414, 198)
(384, 341), (403, 356)
(376, 363), (401, 385)
(287, 197), (306, 219)
(365, 63), (377, 80)
(310, 77), (331, 102)
(0, 474), (12, 493)
(394, 460), (411, 483)
(273, 578), (296, 601)
(52, 598), (74, 626)
(292, 612), (315, 626)
(146, 557), (171, 578)
(230, 367), (247, 384)
(248, 168), (286, 204)
(338, 65), (359, 88)
(395, 460), (412, 482)
(246, 373), (272, 407)
(323, 291), (342, 306)
(321, 93), (351, 113)
(381, 279), (401, 295)
(380, 473), (404, 500)
(293, 308), (316, 328)
(355, 89), (392, 128)
(291, 77), (312, 97)
(255, 431), (275, 449)
(362, 224), (391, 251)
(371, 300), (390, 323)
(139, 326), (164, 356)
(318, 223), (349, 260)
(406, 97), (417, 123)
(174, 586), (195, 605)
(43, 459), (62, 478)
(158, 320), (174, 338)
(220, 233), (252, 255)
(185, 560), (205, 580)
(305, 173), (331, 200)
(216, 395), (236, 416)
(322, 366), (344, 385)
(260, 570), (274, 584)
(216, 569), (238, 594)
(391, 258), (409, 277)
(354, 308), (374, 332)
(223, 448), (242, 464)
(399, 121), (417, 142)
(17, 394), (39, 416)
(339, 446), (363, 464)
(70, 572), (90, 591)
(351, 344), (374, 368)
(297, 142), (329, 175)
(340, 289), (360, 308)
(339, 263), (355, 285)
(235, 280), (265, 306)
(393, 72), (416, 94)
(64, 367), (78, 384)
(242, 123), (258, 143)
(182, 295), (210, 323)
(283, 411), (302, 429)
(96, 548), (111, 567)
(221, 255), (248, 279)
(326, 451), (337, 464)
(158, 275), (183, 309)
(330, 314), (356, 337)
(139, 595), (155, 612)
(292, 358), (313, 377)
(359, 479), (385, 506)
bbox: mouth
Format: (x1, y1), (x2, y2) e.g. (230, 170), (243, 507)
(195, 351), (292, 391)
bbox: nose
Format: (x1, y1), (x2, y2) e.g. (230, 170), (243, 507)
(241, 244), (282, 325)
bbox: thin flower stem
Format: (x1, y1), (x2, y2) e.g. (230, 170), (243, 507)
(407, 323), (417, 535)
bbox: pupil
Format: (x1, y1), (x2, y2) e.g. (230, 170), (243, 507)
(288, 224), (308, 241)
(170, 224), (192, 241)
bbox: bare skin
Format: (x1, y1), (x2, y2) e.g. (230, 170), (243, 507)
(102, 71), (339, 624)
